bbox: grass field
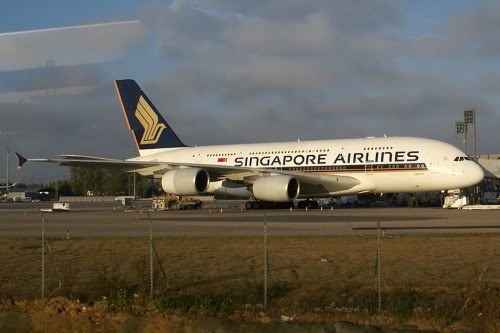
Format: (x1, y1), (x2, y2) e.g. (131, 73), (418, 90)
(1, 234), (499, 331)
(1, 234), (498, 298)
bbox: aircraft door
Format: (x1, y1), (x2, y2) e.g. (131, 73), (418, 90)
(429, 158), (439, 174)
(365, 163), (373, 175)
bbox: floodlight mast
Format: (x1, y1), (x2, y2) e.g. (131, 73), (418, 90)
(455, 121), (464, 149)
(463, 109), (476, 159)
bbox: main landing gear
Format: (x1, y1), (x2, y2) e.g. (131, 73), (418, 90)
(245, 199), (320, 210)
(245, 201), (295, 210)
(297, 199), (319, 209)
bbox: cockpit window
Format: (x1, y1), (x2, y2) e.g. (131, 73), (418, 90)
(454, 156), (471, 162)
(464, 157), (471, 161)
(454, 157), (459, 161)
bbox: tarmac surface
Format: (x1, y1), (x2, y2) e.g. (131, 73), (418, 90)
(0, 202), (499, 237)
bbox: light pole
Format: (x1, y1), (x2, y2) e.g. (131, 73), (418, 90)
(0, 130), (20, 194)
(464, 109), (479, 201)
(464, 109), (476, 158)
(456, 121), (464, 149)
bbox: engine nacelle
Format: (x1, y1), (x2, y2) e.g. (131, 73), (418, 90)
(252, 175), (300, 202)
(161, 168), (210, 195)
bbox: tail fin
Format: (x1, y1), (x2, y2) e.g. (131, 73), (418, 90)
(114, 79), (186, 155)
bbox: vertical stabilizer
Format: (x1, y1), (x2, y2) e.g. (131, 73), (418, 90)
(114, 79), (186, 155)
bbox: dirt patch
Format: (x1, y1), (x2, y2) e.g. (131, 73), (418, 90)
(0, 298), (188, 333)
(0, 296), (495, 333)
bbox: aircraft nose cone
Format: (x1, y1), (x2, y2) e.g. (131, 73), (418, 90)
(467, 162), (484, 186)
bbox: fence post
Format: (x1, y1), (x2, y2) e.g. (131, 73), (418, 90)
(147, 211), (154, 301)
(263, 213), (268, 310)
(376, 220), (382, 312)
(41, 211), (45, 299)
(45, 240), (62, 288)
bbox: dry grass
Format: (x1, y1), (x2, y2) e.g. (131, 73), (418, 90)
(0, 234), (498, 331)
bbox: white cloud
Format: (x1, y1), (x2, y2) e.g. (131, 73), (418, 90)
(224, 13), (334, 55)
(0, 21), (146, 71)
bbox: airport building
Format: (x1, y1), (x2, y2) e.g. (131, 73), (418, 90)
(1, 187), (56, 202)
(477, 154), (500, 203)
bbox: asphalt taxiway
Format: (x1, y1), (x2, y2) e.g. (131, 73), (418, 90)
(0, 203), (499, 237)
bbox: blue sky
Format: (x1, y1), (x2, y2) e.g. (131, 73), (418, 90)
(1, 0), (499, 181)
(400, 0), (476, 35)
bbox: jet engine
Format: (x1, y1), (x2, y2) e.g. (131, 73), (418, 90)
(161, 168), (210, 195)
(252, 175), (300, 202)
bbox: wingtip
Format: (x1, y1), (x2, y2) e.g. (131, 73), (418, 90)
(15, 152), (28, 169)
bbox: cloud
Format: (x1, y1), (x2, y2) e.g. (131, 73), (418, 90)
(0, 63), (106, 93)
(406, 0), (500, 59)
(0, 21), (146, 71)
(224, 55), (330, 97)
(446, 0), (500, 57)
(3, 0), (500, 181)
(224, 13), (334, 55)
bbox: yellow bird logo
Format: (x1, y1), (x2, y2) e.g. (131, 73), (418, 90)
(135, 96), (167, 145)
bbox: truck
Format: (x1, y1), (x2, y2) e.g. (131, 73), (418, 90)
(52, 202), (70, 212)
(443, 190), (468, 209)
(152, 194), (203, 211)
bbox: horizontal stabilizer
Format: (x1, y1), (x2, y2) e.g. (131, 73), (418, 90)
(15, 152), (27, 169)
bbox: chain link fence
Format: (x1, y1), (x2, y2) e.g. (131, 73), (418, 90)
(1, 206), (499, 321)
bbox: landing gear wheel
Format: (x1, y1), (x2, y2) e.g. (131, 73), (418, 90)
(298, 199), (319, 209)
(245, 201), (253, 210)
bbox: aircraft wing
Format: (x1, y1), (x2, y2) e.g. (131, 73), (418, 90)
(16, 154), (164, 169)
(16, 153), (365, 194)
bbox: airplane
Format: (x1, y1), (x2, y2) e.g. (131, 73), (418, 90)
(0, 182), (17, 190)
(16, 79), (484, 208)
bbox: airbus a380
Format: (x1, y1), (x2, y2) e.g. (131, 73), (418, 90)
(16, 80), (484, 206)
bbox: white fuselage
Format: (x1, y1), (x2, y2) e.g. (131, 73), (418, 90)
(131, 137), (484, 198)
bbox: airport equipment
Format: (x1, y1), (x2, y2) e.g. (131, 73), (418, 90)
(152, 194), (202, 210)
(442, 189), (468, 209)
(52, 202), (70, 212)
(40, 202), (71, 213)
(115, 196), (135, 208)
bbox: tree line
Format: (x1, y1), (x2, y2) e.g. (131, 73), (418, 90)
(54, 168), (157, 197)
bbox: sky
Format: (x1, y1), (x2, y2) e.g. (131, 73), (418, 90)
(1, 0), (499, 183)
